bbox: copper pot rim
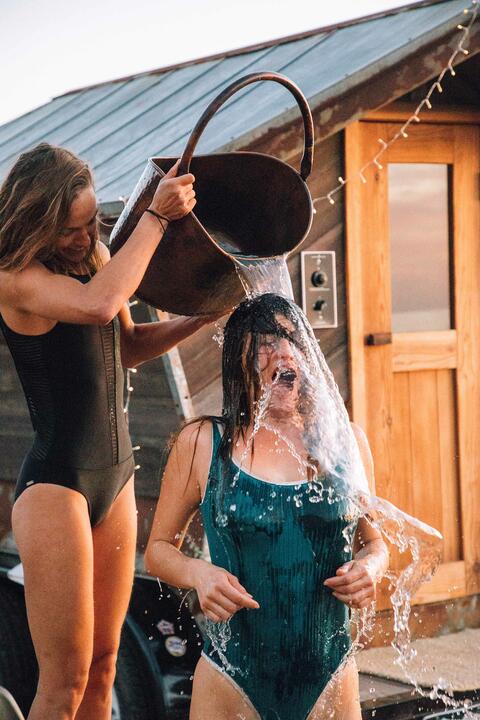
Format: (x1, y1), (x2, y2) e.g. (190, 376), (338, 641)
(147, 151), (314, 262)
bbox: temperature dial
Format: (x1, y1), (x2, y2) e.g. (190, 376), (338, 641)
(311, 271), (327, 287)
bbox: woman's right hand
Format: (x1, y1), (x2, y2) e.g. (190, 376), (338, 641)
(190, 559), (260, 622)
(149, 160), (196, 221)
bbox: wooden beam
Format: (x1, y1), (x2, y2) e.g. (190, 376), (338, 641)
(392, 330), (457, 372)
(364, 104), (480, 124)
(150, 308), (195, 420)
(453, 125), (480, 595)
(345, 122), (367, 427)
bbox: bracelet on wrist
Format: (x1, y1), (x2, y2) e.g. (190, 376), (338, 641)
(144, 208), (170, 231)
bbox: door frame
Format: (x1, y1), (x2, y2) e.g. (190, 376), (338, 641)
(345, 113), (480, 605)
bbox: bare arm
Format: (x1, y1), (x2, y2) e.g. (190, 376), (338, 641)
(119, 310), (216, 368)
(144, 421), (259, 622)
(0, 163), (195, 325)
(323, 423), (389, 608)
(115, 268), (226, 366)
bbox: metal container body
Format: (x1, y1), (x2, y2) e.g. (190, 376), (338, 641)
(109, 153), (313, 315)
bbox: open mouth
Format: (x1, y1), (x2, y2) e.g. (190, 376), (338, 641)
(272, 368), (297, 388)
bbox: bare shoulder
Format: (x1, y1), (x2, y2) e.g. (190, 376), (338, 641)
(350, 422), (375, 490)
(0, 262), (50, 304)
(171, 419), (214, 479)
(174, 418), (214, 457)
(96, 240), (111, 265)
(350, 422), (369, 450)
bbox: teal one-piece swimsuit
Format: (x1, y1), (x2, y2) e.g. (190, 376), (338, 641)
(200, 422), (358, 720)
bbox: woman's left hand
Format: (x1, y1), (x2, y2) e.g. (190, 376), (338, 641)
(323, 559), (376, 609)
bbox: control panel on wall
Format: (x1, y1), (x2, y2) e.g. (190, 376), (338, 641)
(301, 251), (338, 329)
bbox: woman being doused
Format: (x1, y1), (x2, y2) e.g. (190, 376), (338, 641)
(145, 293), (389, 720)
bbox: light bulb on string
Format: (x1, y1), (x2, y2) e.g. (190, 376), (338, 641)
(310, 0), (478, 208)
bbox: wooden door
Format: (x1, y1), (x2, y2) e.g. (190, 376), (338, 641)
(346, 120), (480, 608)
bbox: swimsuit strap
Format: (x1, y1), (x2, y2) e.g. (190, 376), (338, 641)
(203, 420), (224, 503)
(211, 419), (223, 457)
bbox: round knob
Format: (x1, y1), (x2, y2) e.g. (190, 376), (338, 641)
(311, 271), (327, 287)
(313, 299), (326, 312)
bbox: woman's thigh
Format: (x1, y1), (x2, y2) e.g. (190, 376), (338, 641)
(308, 655), (362, 720)
(12, 484), (94, 676)
(90, 477), (137, 655)
(190, 656), (259, 720)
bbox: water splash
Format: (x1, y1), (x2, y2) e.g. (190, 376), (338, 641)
(181, 256), (472, 717)
(233, 254), (294, 300)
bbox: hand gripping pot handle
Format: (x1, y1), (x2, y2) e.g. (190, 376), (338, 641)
(177, 71), (314, 181)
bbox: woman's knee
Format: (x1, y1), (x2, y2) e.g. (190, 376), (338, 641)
(86, 649), (118, 696)
(37, 658), (90, 711)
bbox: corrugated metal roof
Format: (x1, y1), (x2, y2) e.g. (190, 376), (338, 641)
(0, 0), (475, 203)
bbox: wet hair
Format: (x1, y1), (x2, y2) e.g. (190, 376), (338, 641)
(167, 293), (312, 494)
(218, 292), (308, 465)
(0, 142), (101, 274)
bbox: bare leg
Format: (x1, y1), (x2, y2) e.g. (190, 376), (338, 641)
(75, 478), (137, 720)
(12, 485), (94, 720)
(308, 655), (362, 720)
(190, 656), (259, 720)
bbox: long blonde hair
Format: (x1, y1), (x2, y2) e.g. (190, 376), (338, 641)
(0, 143), (101, 274)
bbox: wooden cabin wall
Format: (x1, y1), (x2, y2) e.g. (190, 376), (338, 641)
(177, 126), (349, 417)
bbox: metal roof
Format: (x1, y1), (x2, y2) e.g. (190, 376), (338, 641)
(0, 0), (475, 203)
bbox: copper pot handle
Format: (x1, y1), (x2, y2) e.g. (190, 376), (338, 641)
(178, 71), (314, 181)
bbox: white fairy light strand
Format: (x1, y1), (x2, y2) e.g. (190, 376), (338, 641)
(313, 0), (479, 207)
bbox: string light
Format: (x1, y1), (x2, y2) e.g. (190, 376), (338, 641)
(312, 0), (478, 206)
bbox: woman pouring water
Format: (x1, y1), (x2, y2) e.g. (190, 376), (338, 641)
(0, 142), (222, 720)
(145, 293), (389, 720)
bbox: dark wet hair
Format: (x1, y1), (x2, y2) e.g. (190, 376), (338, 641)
(168, 293), (317, 494)
(218, 292), (307, 465)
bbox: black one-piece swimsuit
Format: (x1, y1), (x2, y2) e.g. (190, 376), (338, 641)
(0, 275), (134, 526)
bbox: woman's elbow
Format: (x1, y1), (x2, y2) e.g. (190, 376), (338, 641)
(93, 302), (118, 325)
(144, 541), (160, 577)
(85, 292), (121, 325)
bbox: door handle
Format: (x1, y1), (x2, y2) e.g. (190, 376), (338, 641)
(365, 332), (392, 346)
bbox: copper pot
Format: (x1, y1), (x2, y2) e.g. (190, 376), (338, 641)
(109, 71), (314, 315)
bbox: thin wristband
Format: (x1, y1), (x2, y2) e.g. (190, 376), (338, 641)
(144, 208), (170, 231)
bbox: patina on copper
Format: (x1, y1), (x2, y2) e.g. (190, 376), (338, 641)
(109, 72), (314, 315)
